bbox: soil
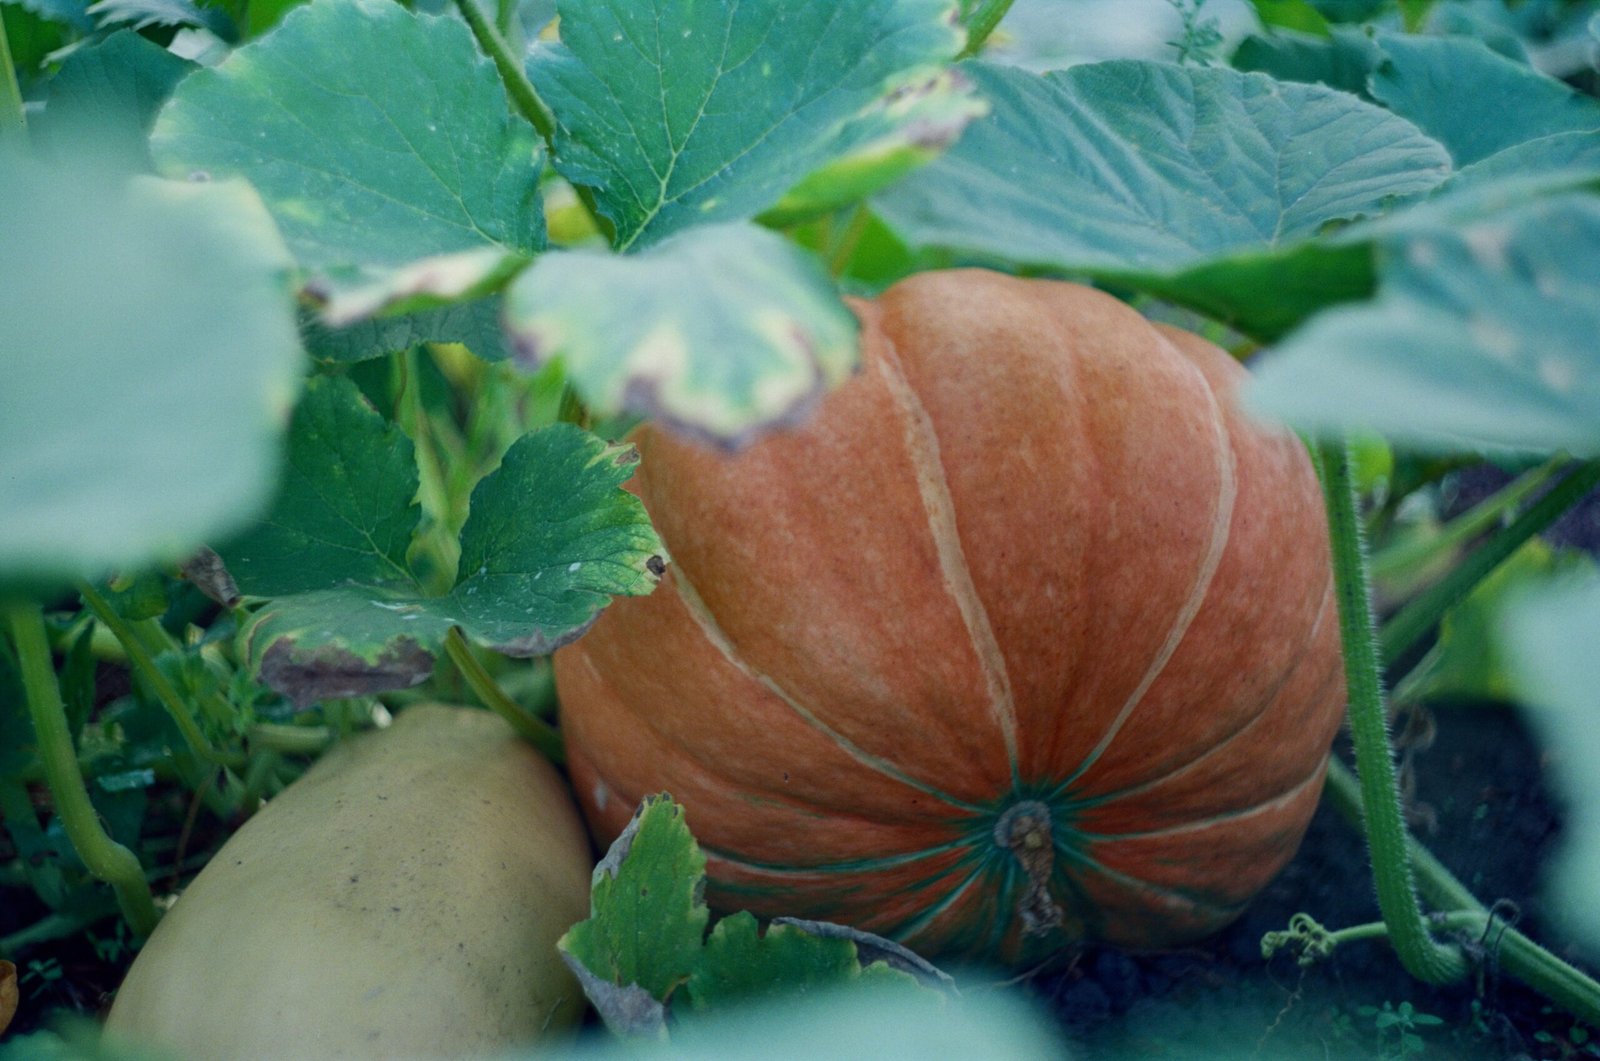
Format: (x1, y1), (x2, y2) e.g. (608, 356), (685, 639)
(1026, 705), (1597, 1061)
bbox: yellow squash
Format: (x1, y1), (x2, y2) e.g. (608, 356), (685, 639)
(106, 704), (593, 1060)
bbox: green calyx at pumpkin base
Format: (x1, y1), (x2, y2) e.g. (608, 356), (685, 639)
(555, 268), (1347, 966)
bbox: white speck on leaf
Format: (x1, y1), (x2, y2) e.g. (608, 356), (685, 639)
(568, 562), (582, 572)
(1469, 316), (1519, 360)
(1464, 224), (1512, 271)
(1539, 357), (1577, 393)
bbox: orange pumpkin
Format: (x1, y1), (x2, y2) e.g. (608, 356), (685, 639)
(554, 269), (1345, 964)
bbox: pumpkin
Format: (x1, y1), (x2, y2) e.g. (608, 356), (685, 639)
(553, 269), (1345, 964)
(105, 704), (593, 1059)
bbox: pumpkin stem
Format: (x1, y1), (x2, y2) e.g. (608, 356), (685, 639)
(994, 800), (1063, 936)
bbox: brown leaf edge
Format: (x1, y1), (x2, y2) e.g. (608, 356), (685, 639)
(770, 917), (957, 992)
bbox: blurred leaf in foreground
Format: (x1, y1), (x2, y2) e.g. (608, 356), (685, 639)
(0, 152), (303, 588)
(1501, 570), (1600, 951)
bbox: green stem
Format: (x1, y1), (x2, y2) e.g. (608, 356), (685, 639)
(1369, 456), (1564, 585)
(825, 205), (872, 278)
(443, 627), (564, 764)
(452, 0), (554, 139)
(449, 0), (612, 244)
(77, 581), (243, 769)
(0, 13), (24, 136)
(3, 601), (161, 938)
(248, 722), (333, 757)
(556, 380), (590, 430)
(1316, 440), (1468, 986)
(2, 911), (106, 958)
(493, 0), (514, 37)
(1381, 459), (1600, 666)
(1325, 759), (1600, 1025)
(958, 0), (1015, 59)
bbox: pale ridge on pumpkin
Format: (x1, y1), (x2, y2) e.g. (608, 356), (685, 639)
(1068, 582), (1337, 810)
(1064, 340), (1240, 785)
(669, 564), (981, 811)
(875, 332), (1021, 772)
(1078, 757), (1327, 841)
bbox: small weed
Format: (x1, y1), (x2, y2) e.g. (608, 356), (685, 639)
(1358, 1000), (1445, 1059)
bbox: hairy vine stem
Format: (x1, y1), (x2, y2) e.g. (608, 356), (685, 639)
(1325, 759), (1600, 1025)
(3, 600), (161, 937)
(1316, 439), (1468, 986)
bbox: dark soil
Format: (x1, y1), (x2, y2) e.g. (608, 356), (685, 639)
(1027, 704), (1597, 1060)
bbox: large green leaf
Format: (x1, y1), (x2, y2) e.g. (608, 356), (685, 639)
(1501, 571), (1600, 950)
(560, 797), (709, 1011)
(32, 30), (194, 168)
(503, 222), (859, 448)
(151, 0), (544, 279)
(1247, 194), (1600, 456)
(1369, 33), (1600, 166)
(224, 378), (662, 705)
(528, 0), (980, 250)
(0, 155), (303, 586)
(871, 60), (1451, 340)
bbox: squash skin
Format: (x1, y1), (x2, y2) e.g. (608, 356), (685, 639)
(105, 704), (593, 1059)
(554, 269), (1346, 964)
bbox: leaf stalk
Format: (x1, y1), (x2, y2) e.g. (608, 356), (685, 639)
(443, 627), (565, 764)
(450, 0), (610, 245)
(958, 0), (1015, 59)
(77, 581), (244, 769)
(1380, 459), (1600, 666)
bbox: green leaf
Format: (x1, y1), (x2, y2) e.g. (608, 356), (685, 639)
(560, 796), (708, 1007)
(1447, 131), (1600, 193)
(1502, 570), (1600, 950)
(1369, 34), (1600, 166)
(1247, 194), (1600, 457)
(221, 377), (417, 598)
(151, 0), (544, 278)
(224, 378), (662, 704)
(1230, 25), (1382, 98)
(0, 155), (303, 587)
(871, 60), (1451, 340)
(504, 222), (859, 447)
(528, 0), (980, 250)
(33, 30), (194, 168)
